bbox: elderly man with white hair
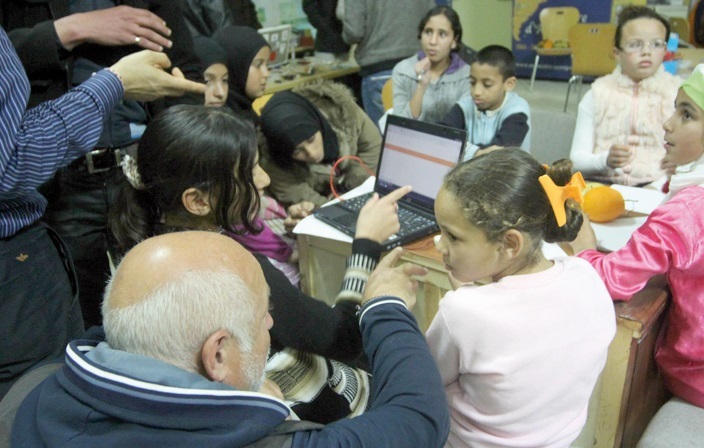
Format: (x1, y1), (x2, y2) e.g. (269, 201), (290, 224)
(12, 231), (450, 447)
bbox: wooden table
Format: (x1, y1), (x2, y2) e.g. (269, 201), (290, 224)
(296, 232), (670, 448)
(264, 59), (360, 95)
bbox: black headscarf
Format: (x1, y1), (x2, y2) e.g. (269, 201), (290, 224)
(260, 91), (340, 167)
(213, 25), (270, 120)
(192, 36), (227, 70)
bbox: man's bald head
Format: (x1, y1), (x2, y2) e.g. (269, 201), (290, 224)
(107, 231), (262, 310)
(102, 231), (270, 376)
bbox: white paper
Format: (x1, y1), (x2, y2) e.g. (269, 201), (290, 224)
(610, 184), (665, 215)
(293, 177), (375, 241)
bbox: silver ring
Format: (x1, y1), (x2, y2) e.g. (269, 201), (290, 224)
(134, 36), (141, 44)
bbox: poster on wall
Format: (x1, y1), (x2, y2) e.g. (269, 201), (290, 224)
(512, 0), (613, 80)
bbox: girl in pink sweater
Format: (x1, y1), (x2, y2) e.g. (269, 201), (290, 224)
(427, 149), (616, 448)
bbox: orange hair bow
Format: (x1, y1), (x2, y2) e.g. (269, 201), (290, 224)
(538, 171), (586, 227)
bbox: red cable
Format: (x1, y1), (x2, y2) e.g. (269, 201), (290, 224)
(329, 155), (376, 200)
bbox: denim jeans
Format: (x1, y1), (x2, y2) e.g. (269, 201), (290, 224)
(361, 69), (393, 129)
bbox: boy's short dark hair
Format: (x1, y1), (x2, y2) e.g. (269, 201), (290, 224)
(615, 5), (671, 49)
(474, 45), (516, 79)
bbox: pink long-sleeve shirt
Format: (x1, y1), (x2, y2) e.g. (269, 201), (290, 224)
(579, 186), (704, 408)
(427, 257), (616, 448)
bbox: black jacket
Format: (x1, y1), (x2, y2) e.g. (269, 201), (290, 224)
(302, 0), (349, 55)
(1, 0), (202, 109)
(181, 0), (261, 38)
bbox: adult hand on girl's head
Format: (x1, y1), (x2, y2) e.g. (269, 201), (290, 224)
(284, 201), (316, 232)
(355, 186), (412, 243)
(362, 247), (427, 308)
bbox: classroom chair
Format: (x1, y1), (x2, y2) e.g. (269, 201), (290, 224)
(253, 93), (273, 115)
(529, 6), (580, 92)
(564, 23), (616, 112)
(381, 78), (393, 111)
(636, 397), (704, 448)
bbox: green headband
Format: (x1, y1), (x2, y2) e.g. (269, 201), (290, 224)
(682, 64), (704, 111)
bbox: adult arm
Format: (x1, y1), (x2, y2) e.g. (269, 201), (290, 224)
(262, 238), (380, 359)
(264, 185), (407, 358)
(0, 26), (122, 193)
(265, 161), (330, 207)
(341, 0), (366, 45)
(1, 34), (203, 195)
(577, 195), (698, 300)
(292, 297), (449, 447)
(570, 90), (610, 175)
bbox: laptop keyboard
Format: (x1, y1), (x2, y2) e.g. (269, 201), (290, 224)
(341, 193), (372, 213)
(339, 192), (435, 241)
(395, 208), (436, 238)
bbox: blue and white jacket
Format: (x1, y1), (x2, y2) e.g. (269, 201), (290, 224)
(443, 91), (531, 160)
(12, 297), (450, 448)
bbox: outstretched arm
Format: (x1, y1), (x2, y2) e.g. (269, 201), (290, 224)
(293, 250), (448, 448)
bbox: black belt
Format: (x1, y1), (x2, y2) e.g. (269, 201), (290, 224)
(76, 144), (138, 174)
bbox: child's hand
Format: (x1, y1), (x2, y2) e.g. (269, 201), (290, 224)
(607, 144), (633, 169)
(414, 57), (431, 85)
(355, 186), (412, 243)
(565, 213), (598, 255)
(284, 201), (315, 232)
(474, 145), (502, 158)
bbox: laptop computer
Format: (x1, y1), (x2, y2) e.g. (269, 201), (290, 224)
(258, 24), (293, 68)
(314, 115), (467, 250)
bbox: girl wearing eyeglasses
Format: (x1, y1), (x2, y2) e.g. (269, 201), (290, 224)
(570, 5), (681, 187)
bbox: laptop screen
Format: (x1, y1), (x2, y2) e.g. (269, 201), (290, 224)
(376, 116), (466, 212)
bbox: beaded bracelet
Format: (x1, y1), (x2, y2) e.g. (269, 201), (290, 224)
(104, 67), (125, 90)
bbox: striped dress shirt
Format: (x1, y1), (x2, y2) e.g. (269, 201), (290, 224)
(0, 26), (123, 238)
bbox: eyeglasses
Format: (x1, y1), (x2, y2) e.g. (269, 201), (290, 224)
(620, 39), (667, 53)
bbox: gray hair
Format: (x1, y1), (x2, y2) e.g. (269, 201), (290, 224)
(102, 269), (257, 373)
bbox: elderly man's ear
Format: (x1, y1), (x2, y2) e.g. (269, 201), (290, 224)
(201, 330), (243, 386)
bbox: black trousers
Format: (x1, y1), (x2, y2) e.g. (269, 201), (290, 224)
(43, 161), (123, 328)
(0, 222), (84, 399)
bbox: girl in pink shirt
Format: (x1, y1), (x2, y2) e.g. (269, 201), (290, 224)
(427, 149), (616, 448)
(570, 65), (704, 419)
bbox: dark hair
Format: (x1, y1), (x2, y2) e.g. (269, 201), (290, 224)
(474, 45), (516, 79)
(417, 6), (463, 51)
(443, 149), (583, 260)
(615, 5), (670, 49)
(110, 105), (260, 252)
